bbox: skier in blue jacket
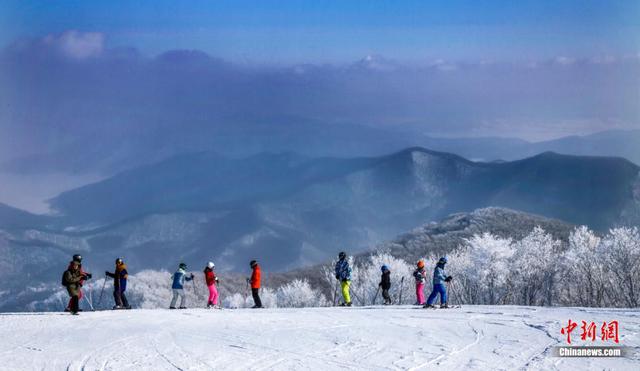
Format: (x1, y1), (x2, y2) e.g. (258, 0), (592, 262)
(424, 257), (453, 308)
(170, 263), (194, 309)
(334, 252), (352, 306)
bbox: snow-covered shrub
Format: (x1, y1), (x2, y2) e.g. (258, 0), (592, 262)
(258, 288), (277, 308)
(276, 279), (328, 307)
(223, 293), (250, 309)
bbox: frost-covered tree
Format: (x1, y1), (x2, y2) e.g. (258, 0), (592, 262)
(447, 233), (514, 305)
(601, 227), (640, 307)
(320, 258), (340, 305)
(561, 226), (605, 307)
(511, 227), (561, 306)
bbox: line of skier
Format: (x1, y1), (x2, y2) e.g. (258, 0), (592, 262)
(62, 251), (451, 314)
(334, 252), (453, 308)
(61, 255), (262, 314)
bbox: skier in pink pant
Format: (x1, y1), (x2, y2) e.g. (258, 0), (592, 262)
(413, 260), (427, 305)
(204, 262), (220, 308)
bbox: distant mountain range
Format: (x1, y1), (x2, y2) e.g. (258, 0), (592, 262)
(2, 129), (640, 176)
(50, 147), (640, 231)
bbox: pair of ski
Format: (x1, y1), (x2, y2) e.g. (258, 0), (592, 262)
(422, 304), (462, 309)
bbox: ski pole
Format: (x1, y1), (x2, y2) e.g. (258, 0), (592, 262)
(245, 277), (250, 303)
(398, 277), (405, 305)
(84, 295), (95, 311)
(349, 283), (363, 305)
(96, 275), (107, 306)
(448, 280), (458, 306)
(372, 286), (380, 305)
(216, 279), (222, 308)
(333, 280), (339, 306)
(191, 274), (198, 297)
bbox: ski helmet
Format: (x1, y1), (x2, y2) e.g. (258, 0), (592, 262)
(338, 251), (346, 260)
(179, 262), (187, 269)
(438, 257), (447, 265)
(250, 260), (257, 268)
(207, 261), (214, 269)
(381, 265), (389, 272)
(115, 257), (123, 265)
(417, 260), (425, 269)
(72, 254), (82, 263)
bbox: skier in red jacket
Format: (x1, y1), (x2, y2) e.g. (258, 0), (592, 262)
(204, 262), (219, 309)
(248, 260), (262, 308)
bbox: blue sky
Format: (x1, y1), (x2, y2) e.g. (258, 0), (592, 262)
(1, 1), (638, 63)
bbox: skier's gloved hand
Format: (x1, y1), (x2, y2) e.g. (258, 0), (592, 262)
(105, 271), (110, 276)
(190, 273), (195, 278)
(335, 275), (340, 280)
(85, 273), (92, 279)
(445, 276), (453, 282)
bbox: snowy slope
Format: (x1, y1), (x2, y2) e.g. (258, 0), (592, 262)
(0, 306), (637, 370)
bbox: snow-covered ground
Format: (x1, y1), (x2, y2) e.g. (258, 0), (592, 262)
(0, 305), (638, 370)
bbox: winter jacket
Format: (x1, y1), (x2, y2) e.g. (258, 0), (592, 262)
(379, 270), (391, 290)
(106, 263), (128, 291)
(64, 268), (84, 296)
(250, 264), (261, 289)
(67, 262), (88, 285)
(432, 264), (447, 285)
(413, 268), (427, 284)
(204, 267), (217, 286)
(335, 258), (352, 282)
(172, 268), (193, 290)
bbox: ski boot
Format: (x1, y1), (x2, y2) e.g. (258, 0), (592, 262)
(423, 304), (437, 309)
(169, 306), (177, 310)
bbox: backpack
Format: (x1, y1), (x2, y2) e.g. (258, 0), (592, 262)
(413, 269), (425, 283)
(61, 271), (69, 287)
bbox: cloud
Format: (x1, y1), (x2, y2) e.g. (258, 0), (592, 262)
(0, 31), (638, 174)
(41, 30), (105, 59)
(553, 56), (576, 66)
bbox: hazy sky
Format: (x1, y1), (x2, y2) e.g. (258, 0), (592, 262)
(2, 1), (639, 63)
(0, 1), (638, 170)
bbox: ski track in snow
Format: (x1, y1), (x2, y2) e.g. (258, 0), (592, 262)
(0, 305), (638, 370)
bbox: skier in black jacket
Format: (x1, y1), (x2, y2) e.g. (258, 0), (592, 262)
(379, 265), (392, 305)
